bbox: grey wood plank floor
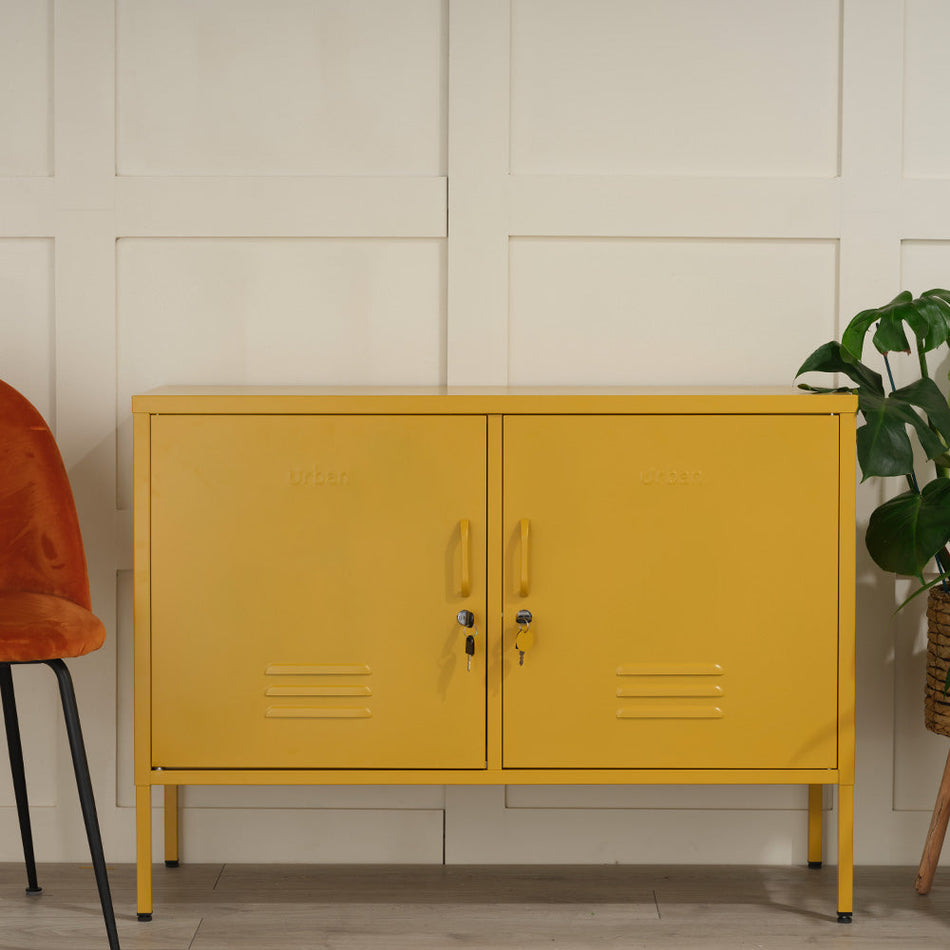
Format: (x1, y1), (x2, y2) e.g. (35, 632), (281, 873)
(0, 863), (947, 949)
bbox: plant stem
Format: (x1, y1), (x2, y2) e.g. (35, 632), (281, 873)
(883, 353), (922, 493)
(883, 349), (899, 391)
(918, 338), (931, 382)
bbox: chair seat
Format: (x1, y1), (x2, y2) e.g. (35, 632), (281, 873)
(0, 591), (105, 662)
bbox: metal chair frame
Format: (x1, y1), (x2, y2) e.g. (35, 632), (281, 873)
(0, 659), (120, 949)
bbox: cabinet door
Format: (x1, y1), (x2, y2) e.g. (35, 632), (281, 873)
(149, 414), (486, 769)
(503, 414), (840, 769)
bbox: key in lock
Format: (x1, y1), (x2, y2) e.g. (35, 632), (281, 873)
(515, 609), (534, 666)
(457, 610), (476, 671)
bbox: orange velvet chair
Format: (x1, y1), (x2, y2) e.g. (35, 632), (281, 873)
(0, 379), (119, 949)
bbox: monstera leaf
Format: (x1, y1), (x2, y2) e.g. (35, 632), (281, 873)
(842, 290), (950, 359)
(796, 341), (883, 395)
(866, 479), (950, 580)
(857, 380), (950, 478)
(796, 344), (950, 479)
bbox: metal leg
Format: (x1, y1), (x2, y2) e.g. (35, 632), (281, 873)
(45, 660), (120, 950)
(0, 664), (42, 894)
(837, 783), (854, 923)
(164, 785), (180, 867)
(807, 784), (823, 869)
(136, 784), (153, 921)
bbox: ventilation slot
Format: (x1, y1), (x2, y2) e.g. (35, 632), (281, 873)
(263, 663), (373, 720)
(616, 663), (724, 721)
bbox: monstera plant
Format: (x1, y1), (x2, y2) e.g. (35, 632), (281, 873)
(796, 289), (950, 595)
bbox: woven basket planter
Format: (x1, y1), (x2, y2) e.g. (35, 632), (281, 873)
(926, 587), (950, 736)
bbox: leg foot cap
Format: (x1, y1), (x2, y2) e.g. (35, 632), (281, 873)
(808, 861), (822, 869)
(137, 912), (153, 922)
(165, 860), (179, 868)
(837, 912), (853, 924)
(25, 886), (42, 896)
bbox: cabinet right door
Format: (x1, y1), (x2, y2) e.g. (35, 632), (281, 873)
(502, 414), (841, 770)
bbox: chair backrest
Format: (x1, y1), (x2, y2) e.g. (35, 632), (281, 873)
(0, 380), (92, 609)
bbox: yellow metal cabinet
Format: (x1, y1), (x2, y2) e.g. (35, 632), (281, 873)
(133, 388), (856, 923)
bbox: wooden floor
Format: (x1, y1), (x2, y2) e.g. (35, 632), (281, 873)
(0, 863), (947, 949)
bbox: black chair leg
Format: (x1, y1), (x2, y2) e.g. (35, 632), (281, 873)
(0, 662), (42, 895)
(46, 659), (120, 950)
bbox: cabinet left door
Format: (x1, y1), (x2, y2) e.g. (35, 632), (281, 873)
(147, 413), (487, 769)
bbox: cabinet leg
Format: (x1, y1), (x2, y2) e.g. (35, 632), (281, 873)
(807, 784), (823, 868)
(836, 784), (853, 922)
(164, 785), (180, 867)
(136, 785), (153, 921)
(916, 746), (950, 895)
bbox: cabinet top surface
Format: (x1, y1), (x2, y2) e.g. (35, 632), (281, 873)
(132, 386), (857, 415)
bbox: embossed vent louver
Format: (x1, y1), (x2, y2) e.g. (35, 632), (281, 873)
(263, 664), (373, 719)
(616, 663), (724, 719)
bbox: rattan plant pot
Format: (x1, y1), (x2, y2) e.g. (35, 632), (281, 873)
(926, 587), (950, 736)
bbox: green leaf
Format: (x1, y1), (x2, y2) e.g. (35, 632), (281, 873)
(796, 383), (857, 394)
(919, 290), (950, 351)
(872, 391), (945, 461)
(866, 479), (950, 579)
(795, 341), (884, 395)
(856, 391), (915, 477)
(843, 290), (950, 357)
(917, 300), (950, 350)
(891, 377), (950, 448)
(896, 573), (950, 612)
(872, 310), (912, 355)
(923, 288), (950, 309)
(841, 307), (886, 361)
(855, 381), (950, 477)
(841, 292), (912, 357)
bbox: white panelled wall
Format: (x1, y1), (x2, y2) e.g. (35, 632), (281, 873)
(2, 0), (950, 866)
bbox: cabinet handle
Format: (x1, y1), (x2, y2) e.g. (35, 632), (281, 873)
(460, 519), (471, 598)
(520, 518), (530, 597)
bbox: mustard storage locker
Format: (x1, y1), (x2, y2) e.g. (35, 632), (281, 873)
(133, 388), (857, 922)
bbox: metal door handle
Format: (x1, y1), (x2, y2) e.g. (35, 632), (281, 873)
(460, 519), (471, 598)
(520, 518), (530, 597)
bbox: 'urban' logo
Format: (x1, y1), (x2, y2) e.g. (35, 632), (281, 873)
(640, 468), (702, 486)
(289, 466), (351, 487)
